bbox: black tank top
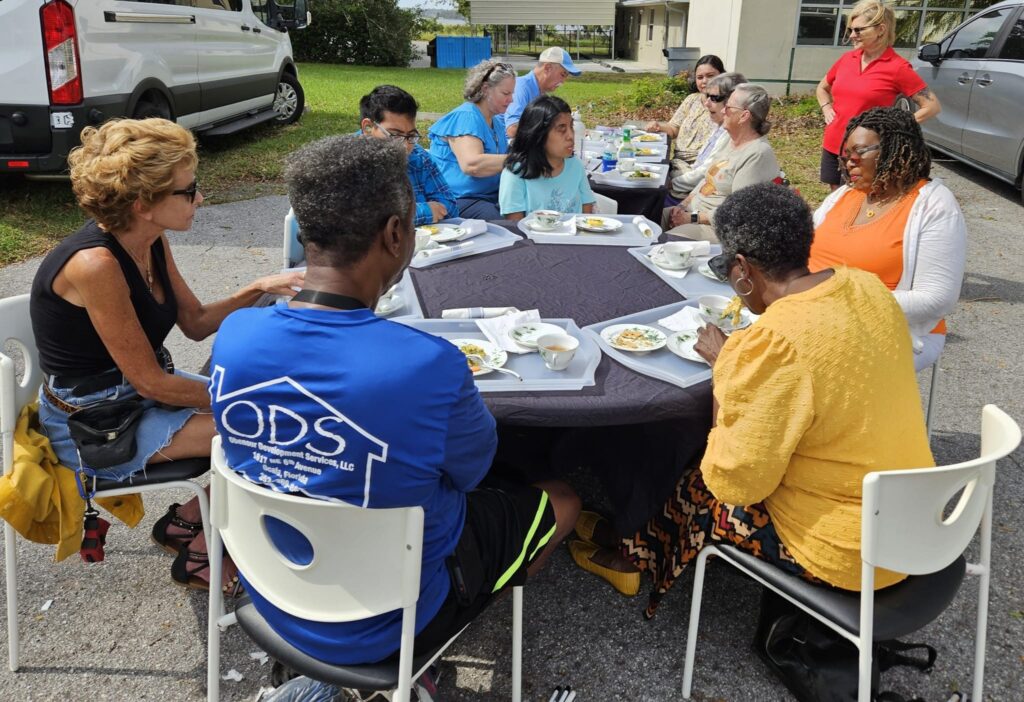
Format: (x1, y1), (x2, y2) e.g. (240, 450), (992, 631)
(30, 220), (178, 376)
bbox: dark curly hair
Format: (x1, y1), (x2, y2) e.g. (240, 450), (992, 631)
(286, 136), (413, 267)
(841, 106), (930, 196)
(714, 183), (815, 280)
(504, 95), (571, 180)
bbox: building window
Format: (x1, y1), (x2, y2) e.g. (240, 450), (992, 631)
(648, 10), (655, 41)
(796, 0), (1001, 48)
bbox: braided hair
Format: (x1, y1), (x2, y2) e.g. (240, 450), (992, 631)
(841, 106), (930, 196)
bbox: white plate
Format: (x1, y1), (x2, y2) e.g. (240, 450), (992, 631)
(525, 218), (574, 234)
(697, 261), (719, 281)
(624, 169), (659, 181)
(633, 133), (663, 143)
(508, 322), (565, 349)
(600, 324), (668, 352)
(375, 293), (404, 317)
(667, 331), (708, 365)
(448, 338), (508, 377)
(575, 215), (624, 233)
(699, 306), (753, 333)
(417, 224), (466, 243)
(634, 147), (663, 157)
(651, 249), (689, 271)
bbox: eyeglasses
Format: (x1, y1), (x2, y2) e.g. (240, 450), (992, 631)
(171, 179), (200, 203)
(485, 62), (515, 79)
(848, 25), (879, 35)
(840, 144), (881, 163)
(707, 253), (735, 282)
(722, 104), (747, 114)
(373, 122), (421, 145)
(703, 92), (728, 103)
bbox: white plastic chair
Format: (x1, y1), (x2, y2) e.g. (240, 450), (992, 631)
(681, 404), (1021, 702)
(282, 207), (303, 270)
(592, 192), (618, 215)
(0, 293), (212, 672)
(206, 436), (525, 702)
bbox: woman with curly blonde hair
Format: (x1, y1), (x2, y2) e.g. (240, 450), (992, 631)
(30, 118), (302, 593)
(428, 58), (517, 219)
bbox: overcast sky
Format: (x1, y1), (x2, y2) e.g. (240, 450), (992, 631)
(398, 0), (447, 8)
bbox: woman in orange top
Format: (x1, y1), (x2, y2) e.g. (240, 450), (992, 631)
(810, 107), (966, 371)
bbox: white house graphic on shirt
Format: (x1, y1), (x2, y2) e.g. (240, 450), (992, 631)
(210, 366), (388, 507)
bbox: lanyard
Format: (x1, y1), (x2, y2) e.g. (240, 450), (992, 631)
(292, 289), (368, 311)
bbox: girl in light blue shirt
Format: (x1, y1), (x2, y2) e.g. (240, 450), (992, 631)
(499, 95), (595, 220)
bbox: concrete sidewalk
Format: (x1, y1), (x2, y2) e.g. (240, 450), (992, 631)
(0, 160), (1021, 701)
(410, 40), (665, 74)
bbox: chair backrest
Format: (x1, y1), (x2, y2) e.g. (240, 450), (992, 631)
(0, 295), (42, 473)
(861, 404), (1021, 575)
(282, 207), (304, 270)
(210, 436), (425, 623)
(593, 192), (618, 215)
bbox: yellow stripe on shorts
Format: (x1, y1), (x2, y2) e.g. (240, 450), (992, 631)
(492, 491), (553, 592)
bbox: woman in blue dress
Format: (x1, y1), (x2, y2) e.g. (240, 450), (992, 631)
(499, 95), (596, 220)
(428, 59), (516, 219)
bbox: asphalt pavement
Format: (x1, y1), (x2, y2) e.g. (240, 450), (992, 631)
(0, 159), (1021, 701)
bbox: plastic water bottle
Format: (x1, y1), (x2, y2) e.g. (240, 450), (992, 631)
(572, 108), (585, 158)
(618, 127), (636, 162)
(601, 142), (617, 172)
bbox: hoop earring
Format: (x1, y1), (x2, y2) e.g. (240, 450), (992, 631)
(734, 276), (754, 297)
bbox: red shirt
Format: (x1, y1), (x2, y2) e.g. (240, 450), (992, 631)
(822, 47), (926, 154)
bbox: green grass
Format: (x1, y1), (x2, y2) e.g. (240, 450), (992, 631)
(0, 63), (824, 265)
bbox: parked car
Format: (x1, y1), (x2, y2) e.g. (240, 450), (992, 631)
(912, 0), (1024, 201)
(0, 0), (310, 175)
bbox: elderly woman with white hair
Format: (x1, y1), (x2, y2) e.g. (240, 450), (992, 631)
(664, 83), (780, 243)
(428, 59), (517, 220)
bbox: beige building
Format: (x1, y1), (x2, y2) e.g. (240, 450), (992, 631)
(617, 0), (997, 94)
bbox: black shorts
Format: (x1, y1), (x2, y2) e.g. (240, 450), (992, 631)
(820, 148), (842, 186)
(407, 480), (557, 656)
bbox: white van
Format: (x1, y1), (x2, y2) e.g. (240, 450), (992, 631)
(0, 0), (309, 174)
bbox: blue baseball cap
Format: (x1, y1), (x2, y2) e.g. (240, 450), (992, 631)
(539, 47), (581, 76)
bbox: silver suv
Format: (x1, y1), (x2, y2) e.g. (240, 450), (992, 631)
(912, 0), (1024, 202)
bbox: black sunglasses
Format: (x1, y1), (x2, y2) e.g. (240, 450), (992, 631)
(171, 179), (200, 203)
(707, 253), (734, 282)
(703, 92), (728, 103)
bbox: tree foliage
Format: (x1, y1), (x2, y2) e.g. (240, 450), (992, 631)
(290, 0), (424, 66)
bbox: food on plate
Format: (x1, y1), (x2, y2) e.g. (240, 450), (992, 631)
(458, 343), (487, 372)
(583, 217), (607, 228)
(612, 327), (662, 350)
(720, 296), (746, 327)
(420, 225), (440, 236)
(626, 170), (654, 179)
(636, 134), (660, 142)
(636, 148), (657, 156)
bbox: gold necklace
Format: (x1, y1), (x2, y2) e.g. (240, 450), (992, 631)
(864, 192), (901, 218)
(123, 243), (154, 291)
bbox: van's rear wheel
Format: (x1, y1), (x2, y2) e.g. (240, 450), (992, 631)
(132, 94), (172, 120)
(273, 73), (304, 125)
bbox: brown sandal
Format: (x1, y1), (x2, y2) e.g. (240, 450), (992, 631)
(151, 503), (203, 555)
(170, 546), (243, 597)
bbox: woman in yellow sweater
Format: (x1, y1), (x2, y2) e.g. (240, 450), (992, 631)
(571, 183), (933, 618)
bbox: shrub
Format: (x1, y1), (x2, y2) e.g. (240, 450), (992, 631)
(290, 0), (422, 66)
(627, 73), (691, 110)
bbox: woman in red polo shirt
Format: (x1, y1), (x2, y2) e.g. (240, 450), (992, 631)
(815, 0), (941, 190)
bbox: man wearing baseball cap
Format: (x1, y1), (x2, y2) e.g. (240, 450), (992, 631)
(505, 46), (581, 138)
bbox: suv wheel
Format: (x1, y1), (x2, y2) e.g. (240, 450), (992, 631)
(273, 73), (304, 125)
(132, 94), (172, 120)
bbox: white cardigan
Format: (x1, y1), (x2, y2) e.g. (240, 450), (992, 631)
(812, 179), (966, 339)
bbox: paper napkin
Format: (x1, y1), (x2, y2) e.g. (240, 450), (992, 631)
(657, 306), (707, 332)
(476, 309), (542, 353)
(441, 306), (520, 319)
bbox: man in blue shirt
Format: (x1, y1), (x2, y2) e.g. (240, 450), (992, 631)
(359, 85), (458, 225)
(505, 46), (581, 139)
(209, 135), (579, 671)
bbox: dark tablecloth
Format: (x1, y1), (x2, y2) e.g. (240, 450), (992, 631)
(589, 181), (667, 223)
(410, 223), (712, 534)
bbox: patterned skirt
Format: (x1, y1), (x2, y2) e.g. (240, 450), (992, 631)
(623, 466), (816, 619)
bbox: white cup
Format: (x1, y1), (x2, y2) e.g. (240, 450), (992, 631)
(537, 333), (579, 371)
(414, 229), (432, 253)
(617, 158), (636, 172)
(653, 241), (694, 270)
(532, 210), (561, 230)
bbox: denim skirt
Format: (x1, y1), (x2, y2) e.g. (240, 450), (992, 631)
(38, 370), (203, 482)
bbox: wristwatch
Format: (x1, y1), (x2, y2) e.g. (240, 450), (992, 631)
(690, 211), (699, 224)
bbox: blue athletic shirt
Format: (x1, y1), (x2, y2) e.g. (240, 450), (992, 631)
(499, 156), (596, 216)
(428, 101), (508, 202)
(505, 71), (541, 129)
(209, 304), (497, 665)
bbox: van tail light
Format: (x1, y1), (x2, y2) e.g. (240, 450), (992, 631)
(40, 1), (82, 105)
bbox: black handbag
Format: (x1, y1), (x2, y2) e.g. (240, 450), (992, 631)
(754, 588), (936, 702)
(66, 397), (146, 469)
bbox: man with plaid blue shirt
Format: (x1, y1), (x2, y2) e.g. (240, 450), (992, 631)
(359, 85), (459, 225)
